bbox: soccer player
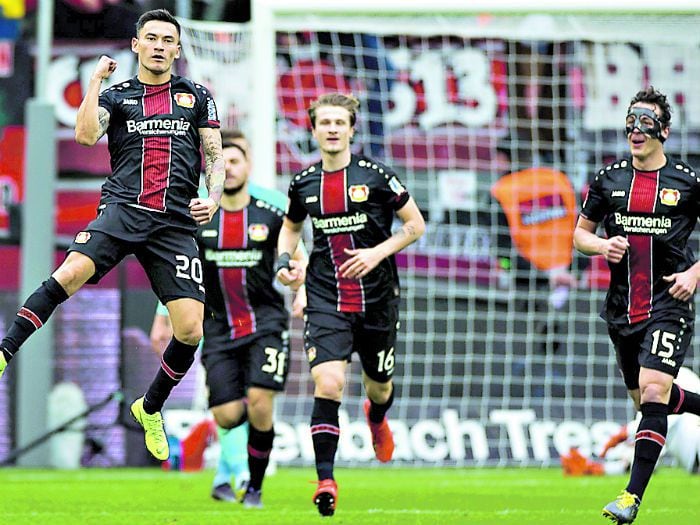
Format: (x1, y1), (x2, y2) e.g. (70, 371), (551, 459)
(150, 130), (306, 507)
(0, 9), (224, 462)
(275, 93), (425, 516)
(574, 86), (700, 524)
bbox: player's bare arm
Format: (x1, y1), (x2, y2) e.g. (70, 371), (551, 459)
(276, 217), (305, 288)
(189, 128), (224, 225)
(75, 55), (116, 146)
(573, 216), (628, 264)
(340, 197), (425, 279)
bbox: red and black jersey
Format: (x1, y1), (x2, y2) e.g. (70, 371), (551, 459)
(198, 197), (287, 353)
(581, 157), (700, 326)
(286, 154), (410, 312)
(98, 75), (219, 226)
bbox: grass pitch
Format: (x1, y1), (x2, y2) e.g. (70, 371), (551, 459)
(1, 467), (699, 525)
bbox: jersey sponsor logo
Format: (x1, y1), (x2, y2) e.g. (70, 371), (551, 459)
(388, 176), (406, 196)
(305, 195), (319, 204)
(660, 188), (680, 206)
(311, 212), (368, 234)
(248, 223), (269, 242)
(174, 93), (195, 108)
(348, 184), (369, 202)
(121, 99), (138, 106)
(614, 212), (671, 235)
(126, 118), (191, 136)
(74, 231), (91, 244)
(204, 248), (263, 268)
(611, 190), (626, 198)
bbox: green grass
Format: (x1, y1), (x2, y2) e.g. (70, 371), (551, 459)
(0, 467), (698, 525)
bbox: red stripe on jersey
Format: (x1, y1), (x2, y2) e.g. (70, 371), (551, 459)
(219, 209), (255, 339)
(139, 84), (172, 212)
(635, 429), (666, 448)
(626, 170), (659, 323)
(321, 168), (365, 312)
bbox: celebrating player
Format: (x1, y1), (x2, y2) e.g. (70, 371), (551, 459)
(574, 86), (700, 524)
(0, 9), (224, 462)
(275, 93), (425, 516)
(151, 130), (306, 507)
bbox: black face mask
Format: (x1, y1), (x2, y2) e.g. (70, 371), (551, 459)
(625, 107), (666, 143)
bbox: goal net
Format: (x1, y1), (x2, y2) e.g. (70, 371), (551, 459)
(178, 5), (700, 467)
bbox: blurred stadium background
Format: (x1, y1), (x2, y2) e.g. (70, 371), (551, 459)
(1, 0), (700, 478)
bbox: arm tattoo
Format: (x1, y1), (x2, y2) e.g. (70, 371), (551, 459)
(97, 107), (110, 139)
(201, 129), (224, 203)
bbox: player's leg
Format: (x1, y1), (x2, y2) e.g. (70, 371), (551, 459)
(310, 360), (345, 516)
(210, 399), (248, 502)
(357, 303), (399, 463)
(602, 325), (644, 523)
(130, 230), (205, 460)
(242, 387), (275, 509)
(242, 332), (290, 508)
(305, 310), (351, 516)
(1, 226), (127, 378)
(203, 348), (249, 502)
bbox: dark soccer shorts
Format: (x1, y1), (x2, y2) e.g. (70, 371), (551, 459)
(201, 332), (289, 408)
(303, 303), (399, 383)
(609, 315), (694, 390)
(67, 203), (205, 304)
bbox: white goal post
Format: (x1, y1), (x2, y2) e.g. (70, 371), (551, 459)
(179, 2), (700, 467)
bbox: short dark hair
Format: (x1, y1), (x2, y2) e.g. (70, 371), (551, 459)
(221, 129), (249, 158)
(308, 93), (360, 129)
(628, 86), (672, 127)
(135, 9), (181, 39)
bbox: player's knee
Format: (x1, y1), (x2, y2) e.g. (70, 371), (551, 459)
(172, 323), (203, 346)
(315, 375), (344, 399)
(52, 257), (94, 296)
(247, 391), (274, 418)
(367, 381), (393, 404)
(212, 406), (246, 429)
(640, 381), (671, 404)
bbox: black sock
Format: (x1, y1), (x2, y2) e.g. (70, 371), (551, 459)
(1, 277), (69, 359)
(311, 397), (340, 481)
(368, 385), (394, 424)
(669, 383), (700, 416)
(142, 337), (197, 414)
(247, 424), (274, 491)
(626, 402), (668, 499)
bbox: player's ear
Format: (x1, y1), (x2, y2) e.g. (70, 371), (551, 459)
(131, 37), (139, 53)
(661, 125), (670, 141)
(174, 44), (181, 60)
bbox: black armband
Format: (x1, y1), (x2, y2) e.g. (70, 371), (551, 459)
(274, 252), (292, 274)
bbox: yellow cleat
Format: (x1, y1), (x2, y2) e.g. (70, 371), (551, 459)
(602, 490), (640, 524)
(130, 397), (169, 460)
(0, 353), (6, 380)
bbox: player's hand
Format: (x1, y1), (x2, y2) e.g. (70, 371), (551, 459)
(277, 259), (305, 291)
(663, 269), (699, 302)
(93, 55), (117, 80)
(601, 235), (629, 264)
(339, 247), (384, 279)
(189, 197), (219, 225)
(292, 285), (306, 319)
